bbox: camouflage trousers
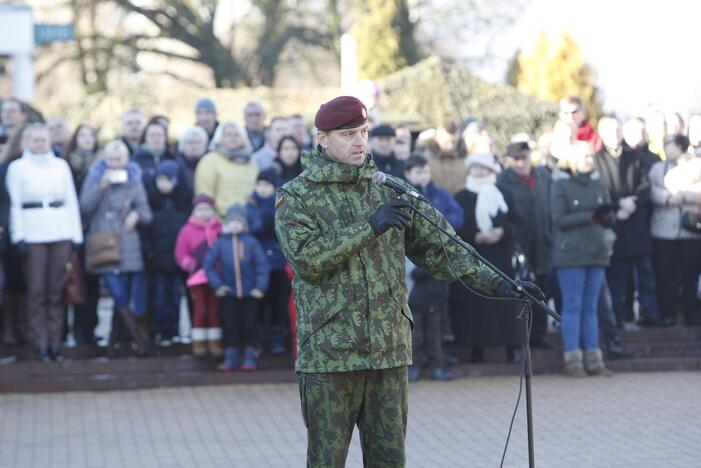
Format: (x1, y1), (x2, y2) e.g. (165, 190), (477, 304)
(298, 367), (408, 467)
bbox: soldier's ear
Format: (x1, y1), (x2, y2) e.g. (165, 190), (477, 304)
(317, 130), (328, 149)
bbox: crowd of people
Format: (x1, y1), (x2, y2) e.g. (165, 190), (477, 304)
(0, 93), (699, 377)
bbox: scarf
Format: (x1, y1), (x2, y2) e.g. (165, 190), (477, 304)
(221, 146), (251, 164)
(466, 174), (508, 233)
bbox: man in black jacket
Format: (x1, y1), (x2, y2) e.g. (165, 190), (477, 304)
(498, 142), (556, 348)
(596, 116), (661, 329)
(369, 124), (405, 179)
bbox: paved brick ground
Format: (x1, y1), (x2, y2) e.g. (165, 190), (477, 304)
(1, 371), (699, 467)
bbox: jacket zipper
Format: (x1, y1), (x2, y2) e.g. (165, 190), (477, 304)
(232, 236), (243, 298)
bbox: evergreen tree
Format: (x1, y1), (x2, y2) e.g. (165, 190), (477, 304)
(514, 31), (602, 122)
(352, 0), (422, 80)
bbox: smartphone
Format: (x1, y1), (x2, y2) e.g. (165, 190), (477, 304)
(107, 169), (128, 184)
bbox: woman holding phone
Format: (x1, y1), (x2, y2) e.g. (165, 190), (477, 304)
(80, 140), (153, 357)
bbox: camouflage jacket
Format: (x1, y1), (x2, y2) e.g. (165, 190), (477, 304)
(275, 147), (501, 373)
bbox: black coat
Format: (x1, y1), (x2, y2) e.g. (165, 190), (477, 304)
(372, 152), (405, 179)
(132, 147), (175, 186)
(449, 188), (525, 347)
(142, 181), (190, 273)
(497, 166), (554, 274)
(594, 145), (659, 258)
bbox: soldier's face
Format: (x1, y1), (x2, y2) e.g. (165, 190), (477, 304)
(318, 124), (369, 166)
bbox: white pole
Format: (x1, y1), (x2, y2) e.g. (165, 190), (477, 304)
(12, 53), (35, 100)
(340, 33), (357, 92)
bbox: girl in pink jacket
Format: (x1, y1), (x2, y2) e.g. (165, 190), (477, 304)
(175, 195), (222, 357)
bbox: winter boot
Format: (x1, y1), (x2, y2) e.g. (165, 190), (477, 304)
(217, 347), (240, 372)
(106, 312), (122, 358)
(605, 336), (633, 360)
(408, 366), (421, 382)
(584, 348), (613, 377)
(192, 341), (207, 358)
(563, 349), (586, 377)
(430, 367), (455, 381)
(240, 345), (258, 371)
(118, 308), (150, 357)
(206, 328), (224, 358)
(191, 328), (207, 358)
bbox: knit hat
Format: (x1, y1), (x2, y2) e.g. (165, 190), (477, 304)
(157, 160), (180, 185)
(256, 168), (279, 187)
(225, 203), (248, 226)
(370, 124), (396, 138)
(195, 97), (217, 114)
(192, 194), (215, 209)
(505, 142), (531, 159)
(465, 153), (500, 173)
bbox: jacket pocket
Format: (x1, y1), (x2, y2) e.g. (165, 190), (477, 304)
(297, 283), (358, 350)
(389, 279), (414, 329)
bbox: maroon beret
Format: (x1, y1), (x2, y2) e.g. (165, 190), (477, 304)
(314, 96), (368, 131)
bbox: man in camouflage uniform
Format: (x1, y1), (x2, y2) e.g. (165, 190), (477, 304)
(275, 96), (542, 467)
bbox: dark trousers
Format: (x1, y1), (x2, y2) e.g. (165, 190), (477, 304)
(23, 241), (71, 351)
(299, 367), (408, 467)
(72, 273), (99, 344)
(410, 303), (444, 370)
(220, 296), (259, 347)
(152, 272), (182, 338)
(259, 270), (291, 346)
(653, 239), (701, 322)
(533, 271), (562, 338)
(607, 256), (658, 325)
(598, 278), (618, 342)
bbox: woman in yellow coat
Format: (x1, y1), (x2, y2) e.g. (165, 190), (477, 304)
(194, 121), (258, 217)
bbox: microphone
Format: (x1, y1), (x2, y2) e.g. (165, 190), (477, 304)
(371, 171), (423, 199)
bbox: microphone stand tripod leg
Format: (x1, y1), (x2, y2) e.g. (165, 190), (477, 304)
(524, 305), (535, 468)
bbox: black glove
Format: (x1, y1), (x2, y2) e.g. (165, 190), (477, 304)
(592, 204), (615, 228)
(494, 279), (546, 302)
(368, 199), (412, 236)
(14, 241), (28, 257)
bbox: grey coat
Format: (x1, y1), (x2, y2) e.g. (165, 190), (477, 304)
(550, 169), (611, 268)
(649, 157), (701, 240)
(79, 161), (153, 274)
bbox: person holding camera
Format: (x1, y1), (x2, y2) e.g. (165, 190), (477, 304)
(551, 142), (613, 377)
(80, 140), (153, 357)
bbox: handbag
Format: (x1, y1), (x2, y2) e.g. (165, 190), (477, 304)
(64, 251), (86, 305)
(85, 229), (122, 269)
(681, 210), (701, 233)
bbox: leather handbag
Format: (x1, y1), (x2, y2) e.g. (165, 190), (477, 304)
(64, 251), (86, 305)
(86, 229), (122, 269)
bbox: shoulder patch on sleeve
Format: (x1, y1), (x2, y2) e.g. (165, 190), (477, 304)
(275, 197), (286, 210)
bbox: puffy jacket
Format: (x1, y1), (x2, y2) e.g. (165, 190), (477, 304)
(246, 191), (287, 271)
(649, 156), (701, 240)
(175, 217), (222, 286)
(275, 147), (501, 373)
(550, 169), (611, 268)
(79, 161), (153, 274)
(204, 232), (270, 297)
(194, 151), (258, 217)
(142, 179), (191, 273)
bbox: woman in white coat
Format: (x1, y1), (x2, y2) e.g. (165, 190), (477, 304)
(6, 123), (83, 361)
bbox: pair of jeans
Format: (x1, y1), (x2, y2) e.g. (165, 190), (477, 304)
(152, 273), (182, 338)
(103, 272), (146, 316)
(607, 256), (658, 324)
(556, 266), (605, 352)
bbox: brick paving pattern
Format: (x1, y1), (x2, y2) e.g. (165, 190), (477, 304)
(1, 371), (699, 467)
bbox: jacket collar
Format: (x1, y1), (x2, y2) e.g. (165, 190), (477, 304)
(301, 146), (377, 184)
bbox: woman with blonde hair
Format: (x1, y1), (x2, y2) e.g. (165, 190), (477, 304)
(551, 141), (613, 376)
(195, 121), (257, 217)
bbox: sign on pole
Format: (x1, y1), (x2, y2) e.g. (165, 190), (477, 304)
(34, 24), (74, 44)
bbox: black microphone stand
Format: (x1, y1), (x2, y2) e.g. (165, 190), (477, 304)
(403, 197), (560, 468)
